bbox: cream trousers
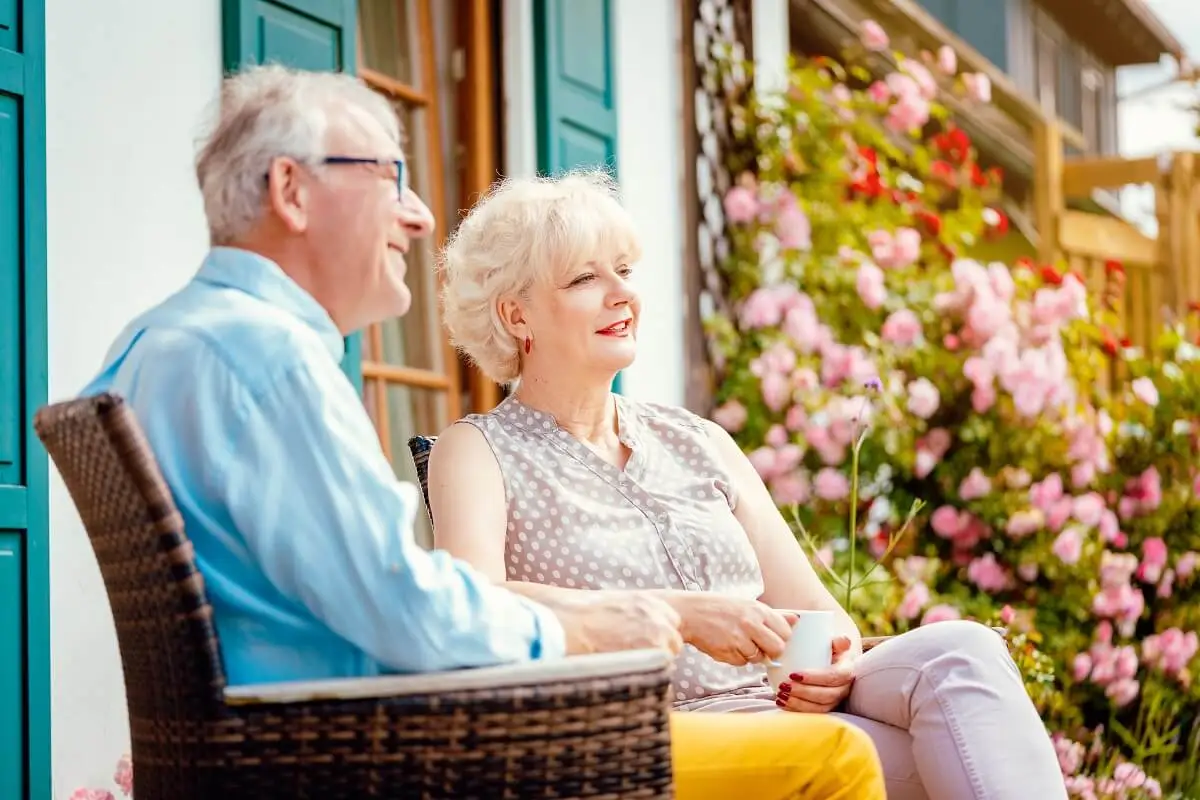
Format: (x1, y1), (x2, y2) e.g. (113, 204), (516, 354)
(685, 620), (1069, 800)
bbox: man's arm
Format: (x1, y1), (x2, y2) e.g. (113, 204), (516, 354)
(135, 338), (567, 674)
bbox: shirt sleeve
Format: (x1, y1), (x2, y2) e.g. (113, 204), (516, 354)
(140, 336), (567, 674)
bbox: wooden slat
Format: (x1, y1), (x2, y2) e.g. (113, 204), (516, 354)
(416, 0), (462, 423)
(460, 0), (502, 414)
(361, 361), (453, 390)
(1061, 156), (1163, 197)
(1057, 211), (1157, 265)
(367, 326), (392, 460)
(1034, 121), (1064, 264)
(360, 67), (430, 106)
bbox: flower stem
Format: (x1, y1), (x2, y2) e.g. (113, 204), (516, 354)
(846, 440), (860, 610)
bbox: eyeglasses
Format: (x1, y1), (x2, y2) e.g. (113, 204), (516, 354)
(263, 156), (407, 197)
(321, 156), (407, 197)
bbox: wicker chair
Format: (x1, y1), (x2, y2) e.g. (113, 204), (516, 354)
(35, 394), (676, 800)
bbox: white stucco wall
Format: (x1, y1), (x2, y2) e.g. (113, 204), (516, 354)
(502, 0), (688, 406)
(44, 0), (221, 795)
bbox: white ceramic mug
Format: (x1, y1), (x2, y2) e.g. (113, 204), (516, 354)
(766, 609), (834, 692)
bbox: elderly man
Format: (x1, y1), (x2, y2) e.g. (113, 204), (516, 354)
(81, 65), (885, 799)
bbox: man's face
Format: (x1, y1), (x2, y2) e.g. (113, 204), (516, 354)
(305, 103), (435, 332)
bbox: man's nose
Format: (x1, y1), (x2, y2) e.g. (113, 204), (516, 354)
(397, 189), (436, 240)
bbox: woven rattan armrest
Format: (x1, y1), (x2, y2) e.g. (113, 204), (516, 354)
(222, 648), (672, 705)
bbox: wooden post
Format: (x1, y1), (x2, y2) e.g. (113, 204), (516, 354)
(1033, 120), (1064, 266)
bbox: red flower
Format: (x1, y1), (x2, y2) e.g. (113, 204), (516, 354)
(1014, 256), (1035, 272)
(914, 209), (942, 235)
(1101, 334), (1119, 357)
(969, 163), (987, 187)
(1041, 265), (1063, 285)
(986, 166), (1004, 185)
(932, 126), (971, 164)
(930, 160), (957, 185)
(1188, 300), (1200, 314)
(1105, 259), (1124, 277)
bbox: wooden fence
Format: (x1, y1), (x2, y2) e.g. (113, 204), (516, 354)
(1034, 121), (1200, 349)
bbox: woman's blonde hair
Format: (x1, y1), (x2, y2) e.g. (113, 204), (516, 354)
(440, 168), (643, 385)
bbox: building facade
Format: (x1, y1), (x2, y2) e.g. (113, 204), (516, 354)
(2, 0), (1185, 796)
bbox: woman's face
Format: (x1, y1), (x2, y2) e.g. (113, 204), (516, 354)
(520, 252), (641, 380)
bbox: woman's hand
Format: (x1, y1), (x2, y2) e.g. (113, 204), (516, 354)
(775, 635), (855, 713)
(661, 591), (796, 666)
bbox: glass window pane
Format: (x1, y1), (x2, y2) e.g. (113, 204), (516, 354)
(359, 0), (420, 86)
(364, 100), (443, 373)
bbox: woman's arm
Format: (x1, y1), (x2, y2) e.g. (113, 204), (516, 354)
(702, 419), (863, 655)
(426, 422), (685, 655)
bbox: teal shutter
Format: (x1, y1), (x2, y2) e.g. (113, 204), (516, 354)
(532, 0), (623, 392)
(221, 0), (363, 390)
(917, 0), (1008, 72)
(0, 1), (49, 798)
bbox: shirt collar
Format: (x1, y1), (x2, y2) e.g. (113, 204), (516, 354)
(195, 247), (345, 361)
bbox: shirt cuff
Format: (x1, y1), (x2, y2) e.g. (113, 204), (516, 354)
(526, 599), (567, 660)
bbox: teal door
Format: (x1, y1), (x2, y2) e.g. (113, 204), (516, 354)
(221, 0), (363, 389)
(532, 0), (622, 391)
(0, 1), (49, 798)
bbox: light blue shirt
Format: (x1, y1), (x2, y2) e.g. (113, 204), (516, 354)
(82, 247), (566, 685)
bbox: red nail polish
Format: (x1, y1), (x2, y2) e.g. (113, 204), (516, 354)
(778, 682), (791, 693)
(776, 699), (786, 707)
(789, 673), (804, 682)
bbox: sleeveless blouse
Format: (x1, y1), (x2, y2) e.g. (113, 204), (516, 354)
(460, 394), (772, 705)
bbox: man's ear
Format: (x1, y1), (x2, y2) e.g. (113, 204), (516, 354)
(265, 156), (310, 234)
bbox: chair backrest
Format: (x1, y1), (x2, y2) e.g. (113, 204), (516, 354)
(34, 394), (228, 723)
(407, 435), (436, 524)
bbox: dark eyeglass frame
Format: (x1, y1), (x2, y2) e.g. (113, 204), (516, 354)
(263, 156), (407, 197)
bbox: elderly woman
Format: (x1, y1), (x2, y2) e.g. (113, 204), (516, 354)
(429, 170), (1066, 800)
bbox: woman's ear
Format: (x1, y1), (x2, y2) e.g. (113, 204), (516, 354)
(496, 295), (528, 340)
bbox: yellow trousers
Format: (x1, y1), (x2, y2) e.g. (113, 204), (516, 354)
(670, 711), (886, 800)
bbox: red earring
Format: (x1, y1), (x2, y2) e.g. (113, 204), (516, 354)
(524, 336), (532, 355)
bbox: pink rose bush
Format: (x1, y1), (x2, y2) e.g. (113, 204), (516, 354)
(708, 25), (1200, 797)
(69, 753), (133, 800)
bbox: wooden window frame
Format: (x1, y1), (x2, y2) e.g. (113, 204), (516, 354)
(355, 0), (507, 464)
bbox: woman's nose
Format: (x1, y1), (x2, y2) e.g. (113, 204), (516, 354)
(397, 188), (436, 240)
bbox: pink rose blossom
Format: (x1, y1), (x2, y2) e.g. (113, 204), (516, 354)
(962, 72), (991, 103)
(1142, 627), (1199, 677)
(897, 581), (930, 620)
(856, 262), (887, 310)
(1052, 527), (1084, 565)
(114, 754), (133, 796)
(1005, 509), (1044, 539)
(921, 604), (962, 625)
(936, 45), (957, 75)
(723, 185), (759, 224)
(1098, 510), (1120, 543)
(958, 468), (991, 501)
(710, 400), (747, 432)
(906, 378), (940, 419)
(861, 19), (889, 51)
(1176, 551), (1197, 579)
(867, 80), (891, 103)
(1131, 376), (1159, 406)
(739, 284), (807, 329)
(930, 506), (963, 539)
(770, 473), (811, 506)
(1072, 652), (1093, 682)
(903, 61), (939, 99)
(1120, 466), (1162, 520)
(764, 424), (788, 447)
(760, 371), (791, 412)
(813, 468), (850, 501)
(1046, 497), (1073, 532)
(68, 792), (115, 800)
(776, 202), (812, 250)
(1105, 678), (1140, 707)
(1072, 493), (1106, 528)
(881, 308), (922, 346)
(868, 227), (922, 269)
(785, 404), (807, 432)
(805, 423), (846, 466)
(967, 553), (1010, 593)
(1030, 473), (1064, 511)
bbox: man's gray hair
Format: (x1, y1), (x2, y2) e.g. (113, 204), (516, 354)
(195, 64), (399, 244)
